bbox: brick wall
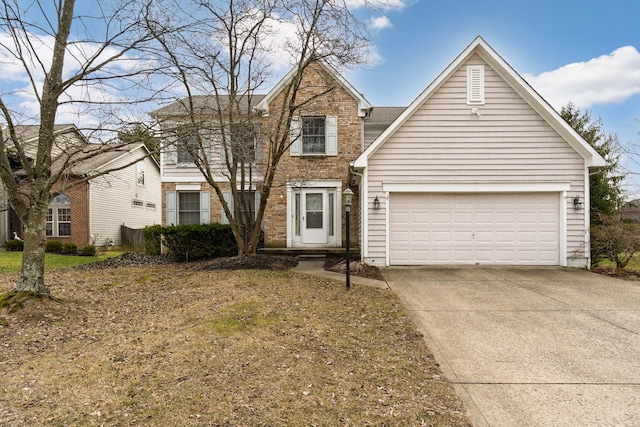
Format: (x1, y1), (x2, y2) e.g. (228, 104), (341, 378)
(261, 63), (362, 247)
(50, 180), (90, 248)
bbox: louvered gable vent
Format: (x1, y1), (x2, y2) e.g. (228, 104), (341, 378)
(467, 65), (485, 104)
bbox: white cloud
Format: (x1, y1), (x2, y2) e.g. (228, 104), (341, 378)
(523, 46), (640, 109)
(370, 15), (392, 30)
(345, 0), (408, 10)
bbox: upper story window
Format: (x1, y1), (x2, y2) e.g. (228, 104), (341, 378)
(224, 124), (262, 164)
(177, 132), (199, 164)
(46, 194), (71, 237)
(136, 161), (145, 185)
(302, 117), (326, 154)
(467, 65), (485, 104)
(290, 115), (337, 156)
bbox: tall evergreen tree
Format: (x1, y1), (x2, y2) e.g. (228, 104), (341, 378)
(560, 103), (624, 225)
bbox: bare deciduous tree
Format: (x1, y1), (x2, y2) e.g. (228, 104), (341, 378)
(0, 0), (164, 297)
(148, 0), (370, 255)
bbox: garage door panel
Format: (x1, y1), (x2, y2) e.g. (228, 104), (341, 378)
(389, 193), (559, 265)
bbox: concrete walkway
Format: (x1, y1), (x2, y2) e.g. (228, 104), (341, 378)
(291, 259), (389, 289)
(383, 266), (640, 427)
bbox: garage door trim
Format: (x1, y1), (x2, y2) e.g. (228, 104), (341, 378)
(382, 181), (571, 193)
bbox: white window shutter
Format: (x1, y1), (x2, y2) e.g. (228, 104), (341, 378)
(221, 191), (233, 224)
(290, 116), (301, 156)
(467, 65), (484, 104)
(200, 191), (210, 224)
(166, 191), (176, 225)
(254, 130), (263, 162)
(325, 116), (337, 156)
(254, 192), (261, 220)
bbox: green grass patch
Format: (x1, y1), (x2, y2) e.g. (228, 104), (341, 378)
(0, 251), (124, 274)
(207, 301), (282, 336)
(594, 252), (640, 271)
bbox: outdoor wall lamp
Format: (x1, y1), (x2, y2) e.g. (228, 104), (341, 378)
(573, 196), (583, 211)
(373, 195), (380, 210)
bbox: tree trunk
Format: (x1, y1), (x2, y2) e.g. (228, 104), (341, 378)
(14, 207), (50, 296)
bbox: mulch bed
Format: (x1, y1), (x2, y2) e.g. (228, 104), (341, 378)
(324, 255), (386, 281)
(592, 267), (640, 280)
(76, 252), (386, 281)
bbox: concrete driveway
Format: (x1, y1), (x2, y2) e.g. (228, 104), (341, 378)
(383, 267), (640, 427)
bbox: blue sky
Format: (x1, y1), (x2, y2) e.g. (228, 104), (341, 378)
(346, 0), (640, 192)
(2, 0), (639, 192)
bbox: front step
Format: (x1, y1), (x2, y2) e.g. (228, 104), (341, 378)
(258, 247), (360, 257)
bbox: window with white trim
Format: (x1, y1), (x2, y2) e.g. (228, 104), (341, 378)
(132, 199), (144, 208)
(165, 190), (210, 226)
(178, 192), (201, 225)
(176, 128), (200, 164)
(302, 117), (326, 154)
(290, 115), (337, 156)
(136, 161), (145, 185)
(467, 65), (485, 104)
(46, 194), (71, 237)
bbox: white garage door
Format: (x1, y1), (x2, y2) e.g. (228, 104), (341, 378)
(389, 193), (560, 265)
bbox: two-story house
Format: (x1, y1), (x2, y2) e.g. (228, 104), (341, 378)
(153, 61), (375, 251)
(1, 125), (162, 248)
(154, 37), (607, 268)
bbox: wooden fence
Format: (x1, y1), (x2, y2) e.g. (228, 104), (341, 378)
(121, 225), (145, 252)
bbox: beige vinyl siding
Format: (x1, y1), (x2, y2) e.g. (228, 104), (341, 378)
(366, 54), (587, 263)
(161, 119), (264, 182)
(89, 148), (162, 246)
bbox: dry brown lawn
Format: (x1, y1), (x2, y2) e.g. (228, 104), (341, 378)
(0, 259), (470, 426)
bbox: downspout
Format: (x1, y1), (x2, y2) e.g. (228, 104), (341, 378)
(349, 166), (365, 259)
(87, 179), (91, 246)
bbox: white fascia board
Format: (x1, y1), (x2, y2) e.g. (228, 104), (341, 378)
(162, 176), (207, 183)
(256, 61), (372, 117)
(382, 181), (572, 193)
(286, 179), (344, 189)
(96, 143), (145, 171)
(354, 36), (608, 169)
(474, 44), (608, 168)
(354, 38), (485, 168)
(176, 183), (201, 191)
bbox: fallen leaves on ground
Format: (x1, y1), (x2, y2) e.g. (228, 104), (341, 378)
(0, 258), (470, 426)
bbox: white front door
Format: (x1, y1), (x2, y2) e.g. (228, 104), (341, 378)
(302, 189), (327, 244)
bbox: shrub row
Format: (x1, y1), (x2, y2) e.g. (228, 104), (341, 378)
(143, 223), (237, 262)
(5, 239), (96, 256)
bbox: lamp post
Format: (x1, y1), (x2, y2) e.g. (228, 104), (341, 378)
(343, 188), (353, 291)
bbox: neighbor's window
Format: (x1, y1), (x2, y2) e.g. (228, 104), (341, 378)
(302, 116), (326, 154)
(47, 194), (71, 237)
(136, 161), (145, 185)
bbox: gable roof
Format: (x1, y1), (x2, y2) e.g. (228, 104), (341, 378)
(353, 36), (607, 168)
(6, 124), (156, 177)
(255, 60), (372, 117)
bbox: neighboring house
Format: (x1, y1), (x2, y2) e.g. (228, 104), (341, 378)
(354, 36), (607, 268)
(0, 125), (161, 248)
(154, 36), (607, 268)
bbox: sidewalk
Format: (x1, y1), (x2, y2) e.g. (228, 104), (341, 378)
(292, 259), (389, 289)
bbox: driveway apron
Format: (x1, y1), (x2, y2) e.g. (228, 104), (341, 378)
(383, 266), (640, 427)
